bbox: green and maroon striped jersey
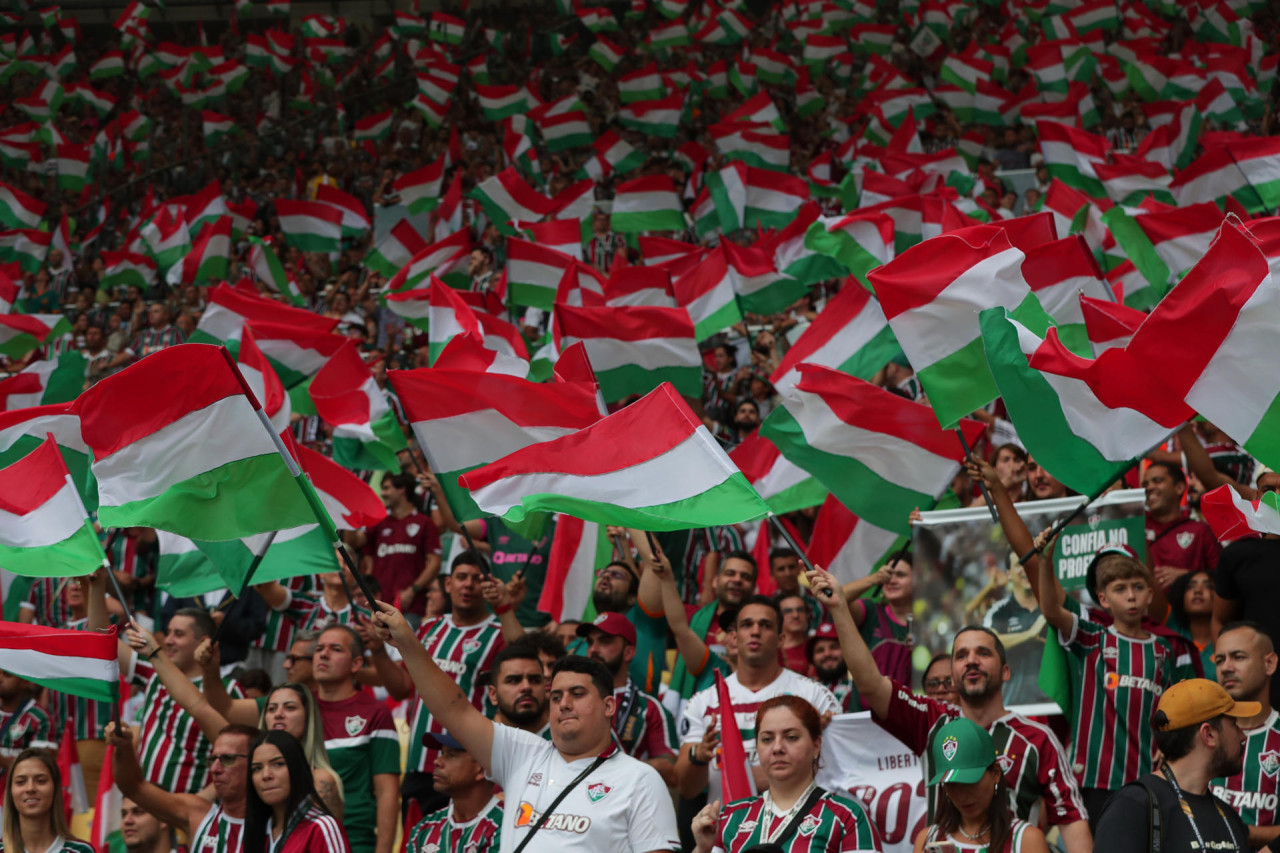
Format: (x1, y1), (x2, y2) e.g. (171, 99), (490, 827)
(406, 615), (505, 774)
(132, 659), (244, 793)
(1062, 614), (1175, 790)
(1213, 709), (1280, 828)
(47, 619), (114, 740)
(188, 803), (244, 853)
(21, 576), (73, 627)
(406, 795), (504, 853)
(714, 790), (881, 853)
(257, 574), (320, 653)
(277, 589), (358, 636)
(612, 681), (677, 760)
(0, 700), (54, 789)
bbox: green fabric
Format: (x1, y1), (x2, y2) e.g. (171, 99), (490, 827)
(485, 517), (552, 628)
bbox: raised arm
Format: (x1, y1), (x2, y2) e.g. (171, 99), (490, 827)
(193, 638), (261, 726)
(125, 627), (230, 742)
(1033, 529), (1074, 634)
(1177, 423), (1251, 497)
(649, 542), (710, 677)
(481, 573), (526, 643)
(107, 722), (211, 836)
(372, 601), (495, 771)
(806, 567), (893, 718)
(354, 619), (414, 699)
(966, 455), (1045, 600)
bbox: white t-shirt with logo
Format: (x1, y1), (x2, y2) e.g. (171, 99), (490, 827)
(489, 724), (680, 853)
(680, 668), (840, 803)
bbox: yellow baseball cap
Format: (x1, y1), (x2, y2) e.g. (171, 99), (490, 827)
(1156, 679), (1261, 730)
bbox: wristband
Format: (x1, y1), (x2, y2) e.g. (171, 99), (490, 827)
(493, 603), (511, 615)
(688, 747), (709, 766)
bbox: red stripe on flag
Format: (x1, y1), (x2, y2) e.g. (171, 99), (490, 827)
(0, 622), (117, 660)
(554, 303), (695, 343)
(869, 225), (1013, 319)
(715, 670), (755, 804)
(388, 368), (600, 426)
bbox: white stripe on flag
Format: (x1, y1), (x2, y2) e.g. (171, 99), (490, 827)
(0, 481), (85, 547)
(413, 410), (578, 473)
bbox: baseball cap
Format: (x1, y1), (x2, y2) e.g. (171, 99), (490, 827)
(575, 612), (636, 646)
(422, 731), (465, 751)
(927, 717), (998, 785)
(805, 622), (839, 663)
(1155, 678), (1261, 731)
(1084, 543), (1141, 601)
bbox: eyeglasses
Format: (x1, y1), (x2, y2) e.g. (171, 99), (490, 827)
(596, 569), (631, 583)
(210, 753), (249, 768)
(283, 654), (309, 665)
(925, 678), (953, 691)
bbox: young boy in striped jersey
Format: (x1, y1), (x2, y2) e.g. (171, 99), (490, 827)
(1211, 622), (1280, 850)
(1037, 542), (1176, 827)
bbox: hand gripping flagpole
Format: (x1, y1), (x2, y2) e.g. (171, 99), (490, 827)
(1015, 455), (1147, 565)
(218, 346), (382, 609)
(956, 429), (999, 524)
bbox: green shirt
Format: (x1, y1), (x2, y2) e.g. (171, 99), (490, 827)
(319, 692), (401, 853)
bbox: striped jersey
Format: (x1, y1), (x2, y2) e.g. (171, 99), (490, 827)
(921, 818), (1035, 852)
(318, 691), (400, 853)
(853, 600), (913, 687)
(406, 615), (505, 774)
(0, 700), (54, 788)
(612, 680), (677, 760)
(21, 576), (74, 626)
(47, 619), (113, 740)
(1213, 708), (1280, 828)
(266, 803), (351, 853)
(406, 795), (504, 853)
(189, 803), (244, 853)
(257, 574), (320, 653)
(876, 680), (1086, 826)
(713, 790), (881, 853)
(0, 841), (95, 853)
(132, 659), (245, 793)
(1061, 614), (1175, 789)
(106, 529), (159, 615)
(275, 589), (358, 636)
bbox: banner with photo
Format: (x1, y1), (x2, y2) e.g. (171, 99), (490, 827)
(911, 489), (1146, 711)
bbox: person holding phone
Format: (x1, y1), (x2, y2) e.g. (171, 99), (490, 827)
(913, 718), (1048, 853)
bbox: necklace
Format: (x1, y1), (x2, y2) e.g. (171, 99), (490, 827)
(760, 780), (817, 845)
(954, 823), (990, 842)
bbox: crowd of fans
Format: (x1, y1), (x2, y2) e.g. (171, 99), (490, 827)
(1, 0), (1280, 851)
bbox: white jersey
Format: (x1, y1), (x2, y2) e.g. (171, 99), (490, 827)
(680, 668), (840, 803)
(489, 724), (680, 853)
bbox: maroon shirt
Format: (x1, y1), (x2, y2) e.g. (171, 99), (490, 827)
(1146, 512), (1220, 581)
(362, 512), (440, 616)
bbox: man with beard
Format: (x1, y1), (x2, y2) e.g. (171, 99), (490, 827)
(1143, 461), (1220, 590)
(581, 551), (668, 695)
(1211, 623), (1280, 850)
(806, 622), (856, 709)
(486, 637), (551, 738)
(1094, 679), (1254, 852)
(579, 613), (678, 785)
(808, 567), (1093, 853)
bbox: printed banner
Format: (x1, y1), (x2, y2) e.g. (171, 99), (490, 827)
(818, 712), (927, 853)
(912, 489), (1145, 708)
(1053, 516), (1147, 591)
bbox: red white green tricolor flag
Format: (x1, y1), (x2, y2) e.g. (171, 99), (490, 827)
(0, 352), (86, 410)
(1200, 484), (1280, 540)
(553, 304), (702, 402)
(0, 403), (95, 511)
(538, 515), (613, 622)
(611, 175), (686, 233)
(0, 622), (119, 704)
(867, 225), (1053, 428)
(309, 343), (407, 471)
(384, 275), (482, 363)
(461, 382), (772, 530)
(74, 344), (319, 540)
(388, 367), (601, 521)
(274, 199), (343, 253)
(807, 493), (903, 585)
(192, 283), (339, 348)
(761, 365), (983, 536)
(0, 436), (104, 577)
(247, 237), (303, 306)
(979, 307), (1171, 497)
(729, 432), (825, 515)
(0, 314), (71, 360)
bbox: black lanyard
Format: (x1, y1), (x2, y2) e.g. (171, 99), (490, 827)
(1162, 762), (1240, 853)
(513, 746), (618, 853)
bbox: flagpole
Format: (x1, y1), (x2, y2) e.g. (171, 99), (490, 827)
(209, 530), (278, 644)
(217, 346), (384, 608)
(955, 429), (999, 524)
(766, 513), (815, 573)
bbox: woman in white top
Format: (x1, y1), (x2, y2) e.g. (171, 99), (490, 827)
(914, 718), (1049, 853)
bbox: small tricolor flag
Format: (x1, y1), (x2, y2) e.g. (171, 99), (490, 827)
(0, 622), (119, 705)
(0, 436), (104, 577)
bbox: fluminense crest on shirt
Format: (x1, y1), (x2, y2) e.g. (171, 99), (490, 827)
(799, 815), (820, 835)
(1176, 531), (1194, 549)
(345, 714), (366, 736)
(463, 637), (482, 652)
(407, 523), (421, 537)
(587, 781), (612, 802)
(1261, 750), (1280, 776)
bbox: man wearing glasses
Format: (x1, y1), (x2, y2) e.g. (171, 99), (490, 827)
(108, 721), (260, 853)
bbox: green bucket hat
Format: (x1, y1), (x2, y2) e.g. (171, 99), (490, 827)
(928, 717), (998, 785)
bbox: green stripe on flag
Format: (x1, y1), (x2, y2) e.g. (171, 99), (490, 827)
(1101, 207), (1170, 310)
(0, 521), (104, 577)
(594, 363), (702, 403)
(1244, 394), (1280, 472)
(22, 674), (117, 704)
(916, 337), (999, 430)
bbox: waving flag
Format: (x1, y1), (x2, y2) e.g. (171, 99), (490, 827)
(99, 251), (157, 290)
(1081, 295), (1145, 355)
(1200, 485), (1280, 540)
(193, 283), (338, 347)
(462, 382), (771, 529)
(539, 516), (613, 622)
(0, 436), (103, 577)
(770, 282), (901, 397)
(166, 215), (230, 285)
(275, 199), (343, 253)
(433, 334), (531, 379)
(393, 157), (445, 214)
(246, 321), (347, 388)
(236, 326), (291, 433)
(980, 308), (1171, 497)
(762, 365), (982, 536)
(309, 343), (407, 471)
(364, 220), (429, 278)
(611, 175), (686, 233)
(74, 344), (317, 540)
(0, 622), (119, 704)
(671, 246), (741, 341)
(388, 368), (601, 521)
(553, 304), (702, 402)
(729, 432), (825, 515)
(246, 237), (302, 306)
(807, 493), (903, 584)
(1021, 236), (1112, 356)
(867, 225), (1053, 428)
(0, 314), (70, 360)
(715, 669), (757, 803)
(0, 352), (86, 410)
(0, 181), (46, 229)
(0, 404), (94, 510)
(386, 276), (481, 362)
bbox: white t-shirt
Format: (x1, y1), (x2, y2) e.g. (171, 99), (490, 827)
(489, 724), (680, 853)
(680, 668), (839, 803)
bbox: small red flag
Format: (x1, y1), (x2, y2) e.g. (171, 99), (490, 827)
(714, 669), (755, 804)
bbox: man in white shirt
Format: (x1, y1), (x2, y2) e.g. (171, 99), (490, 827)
(677, 594), (840, 804)
(373, 601), (680, 853)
